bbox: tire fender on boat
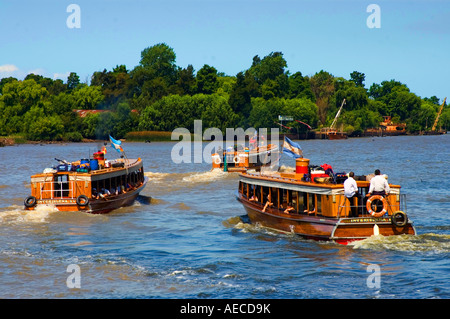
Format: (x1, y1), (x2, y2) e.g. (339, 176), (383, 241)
(391, 210), (408, 227)
(366, 195), (388, 218)
(76, 195), (89, 207)
(24, 196), (37, 207)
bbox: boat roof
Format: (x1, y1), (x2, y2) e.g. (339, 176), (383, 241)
(31, 158), (143, 182)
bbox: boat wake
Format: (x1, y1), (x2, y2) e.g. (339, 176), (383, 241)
(0, 204), (57, 224)
(145, 169), (229, 185)
(181, 169), (229, 183)
(350, 233), (450, 254)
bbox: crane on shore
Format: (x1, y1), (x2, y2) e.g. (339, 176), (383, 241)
(431, 97), (446, 132)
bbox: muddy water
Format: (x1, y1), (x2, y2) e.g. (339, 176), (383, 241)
(0, 135), (449, 298)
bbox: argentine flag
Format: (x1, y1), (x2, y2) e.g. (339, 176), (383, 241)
(109, 135), (124, 153)
(283, 136), (302, 158)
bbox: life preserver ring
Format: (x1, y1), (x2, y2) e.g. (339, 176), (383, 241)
(391, 210), (408, 227)
(233, 156), (240, 164)
(366, 195), (388, 218)
(76, 195), (89, 207)
(24, 196), (37, 207)
(214, 157), (221, 165)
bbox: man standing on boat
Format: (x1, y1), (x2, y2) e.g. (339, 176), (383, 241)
(344, 172), (359, 217)
(367, 169), (390, 197)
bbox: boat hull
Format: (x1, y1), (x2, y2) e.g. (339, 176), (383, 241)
(238, 196), (415, 244)
(28, 177), (148, 214)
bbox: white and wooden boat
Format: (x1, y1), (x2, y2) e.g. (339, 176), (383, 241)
(237, 158), (415, 244)
(24, 150), (147, 214)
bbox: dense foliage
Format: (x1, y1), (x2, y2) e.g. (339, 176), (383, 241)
(1, 43), (448, 141)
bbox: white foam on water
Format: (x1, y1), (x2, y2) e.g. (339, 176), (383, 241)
(182, 169), (228, 183)
(0, 204), (57, 224)
(144, 172), (171, 183)
(350, 233), (450, 254)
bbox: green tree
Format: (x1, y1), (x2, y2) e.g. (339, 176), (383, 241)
(67, 72), (80, 91)
(172, 64), (196, 95)
(309, 70), (335, 125)
(248, 98), (285, 129)
(288, 72), (314, 101)
(72, 85), (104, 110)
(228, 70), (259, 125)
(350, 71), (365, 87)
(139, 43), (177, 81)
(196, 64), (219, 94)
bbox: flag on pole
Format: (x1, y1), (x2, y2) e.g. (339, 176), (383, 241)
(283, 136), (302, 158)
(109, 135), (124, 153)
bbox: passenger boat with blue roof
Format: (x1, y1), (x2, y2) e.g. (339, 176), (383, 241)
(24, 136), (148, 214)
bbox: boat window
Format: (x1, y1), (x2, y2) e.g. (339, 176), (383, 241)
(262, 186), (270, 203)
(272, 187), (279, 208)
(298, 191), (306, 213)
(291, 191), (299, 214)
(54, 174), (69, 198)
(308, 193), (315, 213)
(316, 195), (322, 214)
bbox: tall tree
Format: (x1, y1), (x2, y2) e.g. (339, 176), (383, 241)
(139, 43), (177, 81)
(309, 70), (335, 125)
(67, 72), (80, 91)
(196, 64), (218, 94)
(350, 71), (365, 88)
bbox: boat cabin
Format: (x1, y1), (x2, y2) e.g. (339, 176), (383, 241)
(238, 157), (403, 219)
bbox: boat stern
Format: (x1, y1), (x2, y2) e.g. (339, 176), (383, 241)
(331, 216), (416, 244)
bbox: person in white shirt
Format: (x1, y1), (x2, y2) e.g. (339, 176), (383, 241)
(367, 169), (390, 197)
(344, 171), (359, 217)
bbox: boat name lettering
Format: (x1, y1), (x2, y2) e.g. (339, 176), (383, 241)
(37, 199), (76, 204)
(345, 218), (390, 223)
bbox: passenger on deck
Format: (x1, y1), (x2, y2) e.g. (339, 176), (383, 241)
(262, 194), (273, 212)
(99, 188), (111, 199)
(92, 188), (99, 200)
(249, 194), (258, 202)
(367, 169), (390, 197)
(344, 171), (359, 217)
(284, 204), (295, 214)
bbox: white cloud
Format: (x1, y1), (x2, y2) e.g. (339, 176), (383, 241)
(0, 64), (19, 74)
(53, 72), (70, 80)
(27, 68), (46, 76)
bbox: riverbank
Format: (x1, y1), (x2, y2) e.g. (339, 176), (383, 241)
(1, 129), (446, 146)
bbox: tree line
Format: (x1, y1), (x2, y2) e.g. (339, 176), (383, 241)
(1, 43), (448, 141)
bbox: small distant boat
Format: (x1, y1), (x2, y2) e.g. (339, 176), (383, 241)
(236, 157), (415, 244)
(212, 144), (279, 172)
(24, 138), (148, 214)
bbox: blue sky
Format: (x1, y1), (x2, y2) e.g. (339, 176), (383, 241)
(1, 0), (449, 100)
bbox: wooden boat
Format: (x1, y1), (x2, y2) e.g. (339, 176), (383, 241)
(236, 158), (415, 244)
(24, 151), (148, 214)
(212, 144), (279, 172)
(322, 128), (348, 140)
(319, 99), (348, 140)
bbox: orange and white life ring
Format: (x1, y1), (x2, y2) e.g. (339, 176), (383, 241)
(366, 195), (388, 218)
(233, 156), (240, 163)
(214, 156), (221, 165)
